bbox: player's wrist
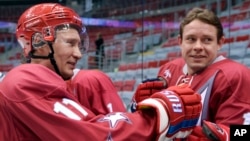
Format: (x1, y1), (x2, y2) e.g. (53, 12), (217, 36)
(137, 98), (170, 141)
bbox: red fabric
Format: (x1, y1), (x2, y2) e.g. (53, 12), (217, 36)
(0, 64), (157, 140)
(68, 69), (126, 115)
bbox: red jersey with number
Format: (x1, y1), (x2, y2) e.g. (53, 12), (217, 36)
(158, 56), (250, 126)
(67, 69), (126, 115)
(0, 64), (157, 141)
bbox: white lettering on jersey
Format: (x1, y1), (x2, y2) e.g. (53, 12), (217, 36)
(107, 103), (113, 113)
(54, 102), (81, 120)
(243, 112), (250, 125)
(54, 98), (88, 120)
(62, 98), (88, 116)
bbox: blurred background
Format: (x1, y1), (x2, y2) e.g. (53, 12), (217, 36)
(0, 0), (249, 108)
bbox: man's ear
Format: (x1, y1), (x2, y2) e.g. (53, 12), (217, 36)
(217, 36), (225, 51)
(178, 34), (182, 49)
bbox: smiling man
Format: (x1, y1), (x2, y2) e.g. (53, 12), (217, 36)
(132, 7), (250, 141)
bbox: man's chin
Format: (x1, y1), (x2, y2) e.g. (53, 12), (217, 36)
(63, 77), (72, 81)
(62, 71), (74, 80)
(189, 63), (207, 73)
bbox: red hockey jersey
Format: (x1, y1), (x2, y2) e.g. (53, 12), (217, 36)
(158, 56), (250, 126)
(0, 64), (157, 141)
(67, 69), (126, 115)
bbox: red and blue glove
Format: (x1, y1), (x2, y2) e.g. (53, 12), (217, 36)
(130, 77), (167, 112)
(137, 84), (202, 141)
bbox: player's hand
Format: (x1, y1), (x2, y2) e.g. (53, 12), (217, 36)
(187, 120), (229, 141)
(134, 77), (167, 102)
(137, 84), (202, 141)
(130, 77), (167, 112)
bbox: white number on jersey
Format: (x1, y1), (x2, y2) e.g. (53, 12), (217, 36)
(54, 98), (88, 120)
(107, 103), (113, 113)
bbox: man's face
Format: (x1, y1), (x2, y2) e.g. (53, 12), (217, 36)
(178, 19), (224, 74)
(52, 28), (82, 80)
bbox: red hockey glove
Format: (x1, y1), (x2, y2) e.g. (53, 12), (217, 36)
(134, 78), (167, 102)
(137, 84), (202, 141)
(203, 120), (230, 141)
(130, 78), (167, 112)
(187, 120), (229, 141)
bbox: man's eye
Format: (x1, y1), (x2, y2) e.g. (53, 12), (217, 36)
(187, 37), (195, 42)
(66, 41), (73, 46)
(69, 40), (80, 47)
(203, 38), (212, 43)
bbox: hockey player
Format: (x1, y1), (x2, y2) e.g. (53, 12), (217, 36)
(132, 7), (250, 140)
(0, 3), (202, 140)
(67, 68), (126, 115)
